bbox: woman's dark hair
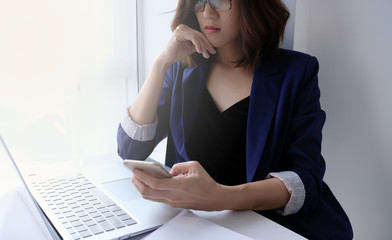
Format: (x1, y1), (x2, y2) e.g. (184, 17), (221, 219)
(171, 0), (290, 69)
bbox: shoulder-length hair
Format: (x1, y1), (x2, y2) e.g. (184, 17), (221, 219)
(171, 0), (290, 69)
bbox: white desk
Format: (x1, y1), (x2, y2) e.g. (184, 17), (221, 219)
(0, 187), (305, 240)
(0, 151), (305, 240)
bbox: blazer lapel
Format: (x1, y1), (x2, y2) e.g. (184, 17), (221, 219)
(183, 63), (209, 141)
(172, 60), (210, 161)
(246, 59), (283, 182)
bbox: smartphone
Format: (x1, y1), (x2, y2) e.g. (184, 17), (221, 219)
(123, 159), (172, 178)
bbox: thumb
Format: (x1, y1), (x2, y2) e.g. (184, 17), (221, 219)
(170, 161), (198, 177)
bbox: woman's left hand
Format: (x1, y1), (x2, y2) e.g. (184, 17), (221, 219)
(131, 161), (225, 211)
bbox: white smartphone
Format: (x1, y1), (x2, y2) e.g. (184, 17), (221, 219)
(123, 159), (172, 178)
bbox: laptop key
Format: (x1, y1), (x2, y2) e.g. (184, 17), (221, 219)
(70, 232), (81, 240)
(103, 211), (114, 218)
(71, 220), (83, 228)
(95, 203), (105, 209)
(64, 222), (73, 229)
(68, 215), (79, 223)
(108, 205), (121, 212)
(76, 210), (87, 217)
(118, 214), (132, 221)
(88, 224), (104, 235)
(114, 209), (127, 216)
(80, 215), (93, 222)
(95, 216), (106, 223)
(123, 218), (137, 226)
(64, 211), (75, 218)
(84, 219), (96, 227)
(98, 220), (114, 231)
(90, 211), (101, 218)
(75, 225), (88, 233)
(67, 227), (76, 235)
(107, 216), (125, 228)
(98, 207), (109, 213)
(79, 230), (92, 238)
(60, 218), (69, 224)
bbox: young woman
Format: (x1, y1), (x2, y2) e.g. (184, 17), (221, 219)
(117, 0), (353, 239)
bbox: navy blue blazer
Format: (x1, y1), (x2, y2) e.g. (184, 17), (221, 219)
(117, 49), (353, 239)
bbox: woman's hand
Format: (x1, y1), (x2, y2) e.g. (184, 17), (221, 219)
(158, 24), (216, 65)
(131, 161), (225, 211)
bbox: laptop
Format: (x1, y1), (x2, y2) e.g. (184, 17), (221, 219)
(0, 135), (182, 240)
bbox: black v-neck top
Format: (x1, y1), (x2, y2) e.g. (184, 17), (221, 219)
(186, 87), (249, 186)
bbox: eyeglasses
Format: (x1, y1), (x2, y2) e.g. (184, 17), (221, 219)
(193, 0), (232, 12)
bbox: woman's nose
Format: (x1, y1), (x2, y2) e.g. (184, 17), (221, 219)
(203, 2), (219, 18)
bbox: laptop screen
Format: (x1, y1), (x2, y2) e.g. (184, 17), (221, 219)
(0, 135), (61, 240)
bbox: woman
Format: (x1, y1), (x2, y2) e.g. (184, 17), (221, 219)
(117, 0), (353, 239)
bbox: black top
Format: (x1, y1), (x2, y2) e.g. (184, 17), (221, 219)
(186, 86), (249, 186)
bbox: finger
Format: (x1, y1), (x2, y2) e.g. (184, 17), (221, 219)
(132, 168), (173, 190)
(208, 46), (216, 55)
(194, 35), (213, 59)
(170, 161), (199, 176)
(132, 175), (169, 199)
(189, 36), (206, 56)
(181, 29), (211, 58)
(199, 35), (216, 55)
(131, 176), (188, 208)
(177, 25), (215, 58)
(193, 31), (215, 55)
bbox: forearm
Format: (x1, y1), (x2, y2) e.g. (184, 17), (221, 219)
(218, 178), (290, 211)
(129, 58), (171, 125)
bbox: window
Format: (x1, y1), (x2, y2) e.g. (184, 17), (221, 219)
(0, 0), (138, 170)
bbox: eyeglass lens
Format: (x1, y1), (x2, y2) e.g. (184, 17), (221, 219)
(194, 0), (232, 12)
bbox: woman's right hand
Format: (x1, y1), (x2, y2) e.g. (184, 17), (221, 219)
(129, 26), (215, 126)
(158, 24), (216, 65)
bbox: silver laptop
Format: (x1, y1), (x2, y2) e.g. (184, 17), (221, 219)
(0, 135), (181, 240)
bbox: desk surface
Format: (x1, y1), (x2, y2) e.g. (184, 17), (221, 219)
(0, 152), (305, 240)
(0, 187), (305, 240)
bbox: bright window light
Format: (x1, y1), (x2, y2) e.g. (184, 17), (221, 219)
(0, 0), (138, 170)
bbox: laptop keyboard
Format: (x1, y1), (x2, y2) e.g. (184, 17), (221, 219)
(31, 173), (136, 240)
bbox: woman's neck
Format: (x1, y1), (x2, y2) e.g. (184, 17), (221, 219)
(213, 42), (243, 68)
(212, 45), (254, 75)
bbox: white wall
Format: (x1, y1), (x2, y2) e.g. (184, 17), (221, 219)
(295, 1), (392, 239)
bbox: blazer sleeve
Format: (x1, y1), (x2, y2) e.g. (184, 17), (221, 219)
(283, 56), (327, 217)
(117, 62), (178, 160)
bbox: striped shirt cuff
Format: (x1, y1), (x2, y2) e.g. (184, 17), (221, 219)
(267, 171), (306, 216)
(120, 108), (158, 142)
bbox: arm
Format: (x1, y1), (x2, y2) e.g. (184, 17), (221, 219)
(129, 60), (171, 125)
(131, 161), (290, 211)
(118, 25), (216, 160)
(220, 176), (291, 211)
(284, 56), (326, 217)
(129, 24), (216, 125)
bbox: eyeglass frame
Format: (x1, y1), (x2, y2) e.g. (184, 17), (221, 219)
(193, 0), (233, 12)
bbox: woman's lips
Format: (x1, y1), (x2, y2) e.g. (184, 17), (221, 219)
(205, 26), (221, 34)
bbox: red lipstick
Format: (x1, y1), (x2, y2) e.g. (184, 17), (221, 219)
(205, 25), (220, 34)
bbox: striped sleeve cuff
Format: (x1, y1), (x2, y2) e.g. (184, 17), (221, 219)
(267, 171), (306, 216)
(120, 108), (158, 142)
